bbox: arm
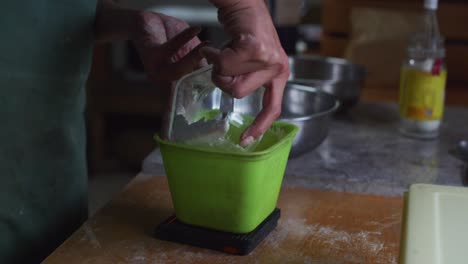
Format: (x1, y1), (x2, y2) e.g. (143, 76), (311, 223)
(204, 0), (289, 146)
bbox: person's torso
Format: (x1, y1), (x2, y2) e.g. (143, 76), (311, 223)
(0, 1), (97, 263)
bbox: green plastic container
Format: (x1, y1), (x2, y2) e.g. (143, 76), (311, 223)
(156, 121), (298, 234)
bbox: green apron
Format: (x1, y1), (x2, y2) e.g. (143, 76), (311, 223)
(0, 1), (96, 263)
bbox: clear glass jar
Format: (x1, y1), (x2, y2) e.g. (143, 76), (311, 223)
(399, 9), (447, 139)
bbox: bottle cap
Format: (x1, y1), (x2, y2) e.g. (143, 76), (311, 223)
(424, 0), (438, 10)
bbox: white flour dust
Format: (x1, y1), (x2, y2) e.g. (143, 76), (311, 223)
(81, 223), (101, 249)
(264, 218), (397, 264)
(77, 216), (398, 263)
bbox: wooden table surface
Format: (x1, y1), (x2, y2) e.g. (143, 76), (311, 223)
(44, 175), (404, 264)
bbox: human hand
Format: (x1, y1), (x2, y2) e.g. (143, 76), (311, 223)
(203, 1), (289, 146)
(132, 11), (207, 88)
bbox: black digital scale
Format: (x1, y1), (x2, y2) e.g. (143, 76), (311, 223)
(154, 208), (280, 255)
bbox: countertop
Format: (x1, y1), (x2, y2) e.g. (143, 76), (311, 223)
(44, 176), (403, 264)
(44, 102), (468, 263)
(142, 102), (468, 196)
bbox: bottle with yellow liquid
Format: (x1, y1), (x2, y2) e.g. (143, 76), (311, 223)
(399, 0), (447, 139)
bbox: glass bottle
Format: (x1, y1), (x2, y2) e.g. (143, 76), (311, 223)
(399, 0), (447, 139)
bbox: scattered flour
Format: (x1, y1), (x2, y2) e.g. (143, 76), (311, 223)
(264, 218), (397, 264)
(82, 223), (101, 249)
(75, 212), (398, 263)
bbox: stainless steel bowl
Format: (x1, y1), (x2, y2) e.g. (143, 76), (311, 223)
(279, 82), (339, 157)
(288, 56), (366, 111)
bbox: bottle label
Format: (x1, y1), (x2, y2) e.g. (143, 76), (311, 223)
(399, 67), (447, 121)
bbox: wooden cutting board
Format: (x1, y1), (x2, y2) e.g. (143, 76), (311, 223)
(44, 175), (403, 264)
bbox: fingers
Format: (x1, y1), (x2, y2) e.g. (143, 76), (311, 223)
(201, 46), (282, 99)
(199, 40), (288, 146)
(148, 41), (208, 85)
(162, 26), (201, 55)
(211, 68), (276, 99)
(199, 46), (220, 64)
(167, 41), (209, 79)
(201, 44), (267, 76)
(240, 78), (286, 146)
(198, 57), (209, 68)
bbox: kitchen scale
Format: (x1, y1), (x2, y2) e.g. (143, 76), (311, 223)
(154, 208), (280, 255)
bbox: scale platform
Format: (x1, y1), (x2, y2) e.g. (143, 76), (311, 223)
(154, 208), (280, 255)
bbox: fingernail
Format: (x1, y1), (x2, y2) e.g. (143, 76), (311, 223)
(240, 136), (255, 147)
(216, 75), (233, 84)
(241, 127), (252, 140)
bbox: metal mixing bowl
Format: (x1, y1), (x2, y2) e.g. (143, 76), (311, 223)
(288, 55), (366, 111)
(279, 82), (340, 157)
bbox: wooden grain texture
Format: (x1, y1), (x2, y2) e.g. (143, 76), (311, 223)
(44, 175), (403, 264)
(322, 0), (468, 41)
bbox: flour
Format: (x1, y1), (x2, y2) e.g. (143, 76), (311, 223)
(82, 223), (101, 249)
(124, 243), (149, 264)
(271, 218), (386, 252)
(75, 198), (397, 264)
(76, 217), (397, 264)
(263, 218), (397, 264)
(129, 255), (146, 264)
(365, 213), (402, 242)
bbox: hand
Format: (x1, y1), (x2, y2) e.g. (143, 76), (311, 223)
(132, 11), (206, 88)
(203, 1), (289, 146)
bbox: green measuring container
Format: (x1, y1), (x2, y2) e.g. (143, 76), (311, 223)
(156, 121), (298, 234)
